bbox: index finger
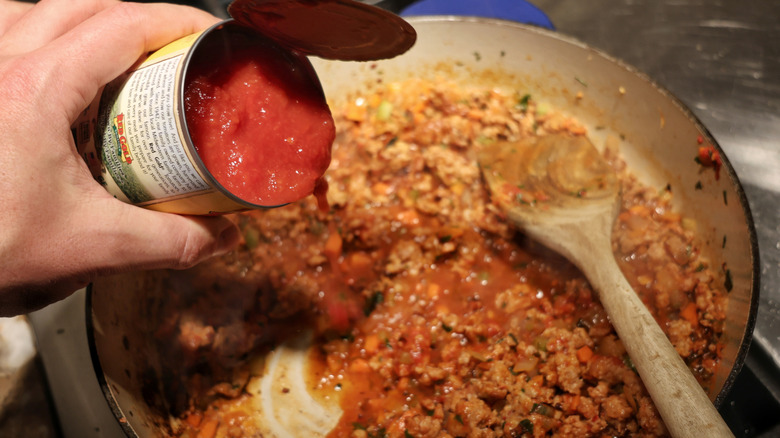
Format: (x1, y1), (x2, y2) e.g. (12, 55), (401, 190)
(33, 1), (220, 120)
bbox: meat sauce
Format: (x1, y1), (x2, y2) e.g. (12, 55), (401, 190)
(184, 30), (334, 207)
(166, 77), (728, 438)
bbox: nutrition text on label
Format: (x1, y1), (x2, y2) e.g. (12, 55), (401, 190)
(122, 56), (209, 198)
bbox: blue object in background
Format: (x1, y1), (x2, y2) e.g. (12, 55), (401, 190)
(400, 0), (555, 30)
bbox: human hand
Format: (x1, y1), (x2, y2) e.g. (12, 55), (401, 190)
(0, 0), (239, 316)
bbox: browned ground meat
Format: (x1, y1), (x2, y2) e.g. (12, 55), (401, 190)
(163, 78), (728, 438)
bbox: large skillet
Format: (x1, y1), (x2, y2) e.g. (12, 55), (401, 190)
(87, 17), (759, 437)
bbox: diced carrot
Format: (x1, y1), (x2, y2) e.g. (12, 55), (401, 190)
(349, 358), (371, 373)
(427, 283), (441, 300)
(568, 124), (588, 135)
(346, 251), (373, 273)
(324, 232), (343, 259)
(364, 334), (380, 353)
(435, 304), (449, 316)
(196, 419), (219, 438)
(222, 410), (247, 427)
(368, 93), (382, 108)
(411, 100), (426, 115)
(466, 109), (484, 120)
(185, 411), (203, 428)
(629, 205), (650, 216)
(372, 182), (391, 195)
(450, 182), (465, 196)
(576, 345), (594, 363)
(679, 302), (699, 327)
(397, 209), (421, 226)
(345, 100), (367, 122)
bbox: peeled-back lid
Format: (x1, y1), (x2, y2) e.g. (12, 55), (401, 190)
(227, 0), (417, 61)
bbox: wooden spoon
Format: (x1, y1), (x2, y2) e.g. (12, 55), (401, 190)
(478, 133), (733, 438)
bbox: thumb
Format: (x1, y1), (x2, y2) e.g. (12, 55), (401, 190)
(82, 200), (241, 274)
(0, 199), (241, 316)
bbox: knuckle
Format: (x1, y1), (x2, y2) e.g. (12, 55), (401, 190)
(0, 56), (45, 103)
(175, 231), (213, 269)
(105, 1), (145, 27)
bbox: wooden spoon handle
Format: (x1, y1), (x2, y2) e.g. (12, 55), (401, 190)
(583, 245), (734, 438)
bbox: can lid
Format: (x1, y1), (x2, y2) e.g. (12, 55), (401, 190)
(227, 0), (416, 61)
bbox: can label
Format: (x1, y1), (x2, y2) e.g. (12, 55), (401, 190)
(74, 25), (249, 215)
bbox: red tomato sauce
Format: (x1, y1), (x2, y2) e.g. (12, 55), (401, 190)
(184, 29), (334, 206)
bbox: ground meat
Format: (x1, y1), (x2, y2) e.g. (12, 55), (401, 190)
(164, 77), (728, 438)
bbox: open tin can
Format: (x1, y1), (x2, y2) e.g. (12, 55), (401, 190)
(73, 1), (415, 216)
(74, 20), (273, 215)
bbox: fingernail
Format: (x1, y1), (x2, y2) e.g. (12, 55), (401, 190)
(214, 225), (240, 256)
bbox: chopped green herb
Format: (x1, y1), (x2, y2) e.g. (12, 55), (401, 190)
(723, 190), (728, 205)
(473, 51), (482, 61)
(517, 93), (531, 112)
(722, 235), (727, 249)
(455, 414), (464, 424)
(441, 322), (453, 332)
(364, 291), (384, 316)
(575, 76), (588, 87)
(623, 354), (637, 373)
(404, 430), (414, 438)
(439, 235), (452, 243)
(695, 263), (706, 272)
(520, 418), (534, 433)
(695, 181), (703, 190)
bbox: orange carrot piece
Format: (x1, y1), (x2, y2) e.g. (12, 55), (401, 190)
(397, 210), (420, 226)
(427, 283), (441, 300)
(364, 334), (380, 353)
(576, 345), (594, 363)
(185, 411), (203, 428)
(349, 358), (371, 373)
(680, 302), (699, 327)
(324, 232), (343, 259)
(197, 419), (219, 438)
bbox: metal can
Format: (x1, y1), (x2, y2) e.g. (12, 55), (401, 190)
(74, 20), (269, 215)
